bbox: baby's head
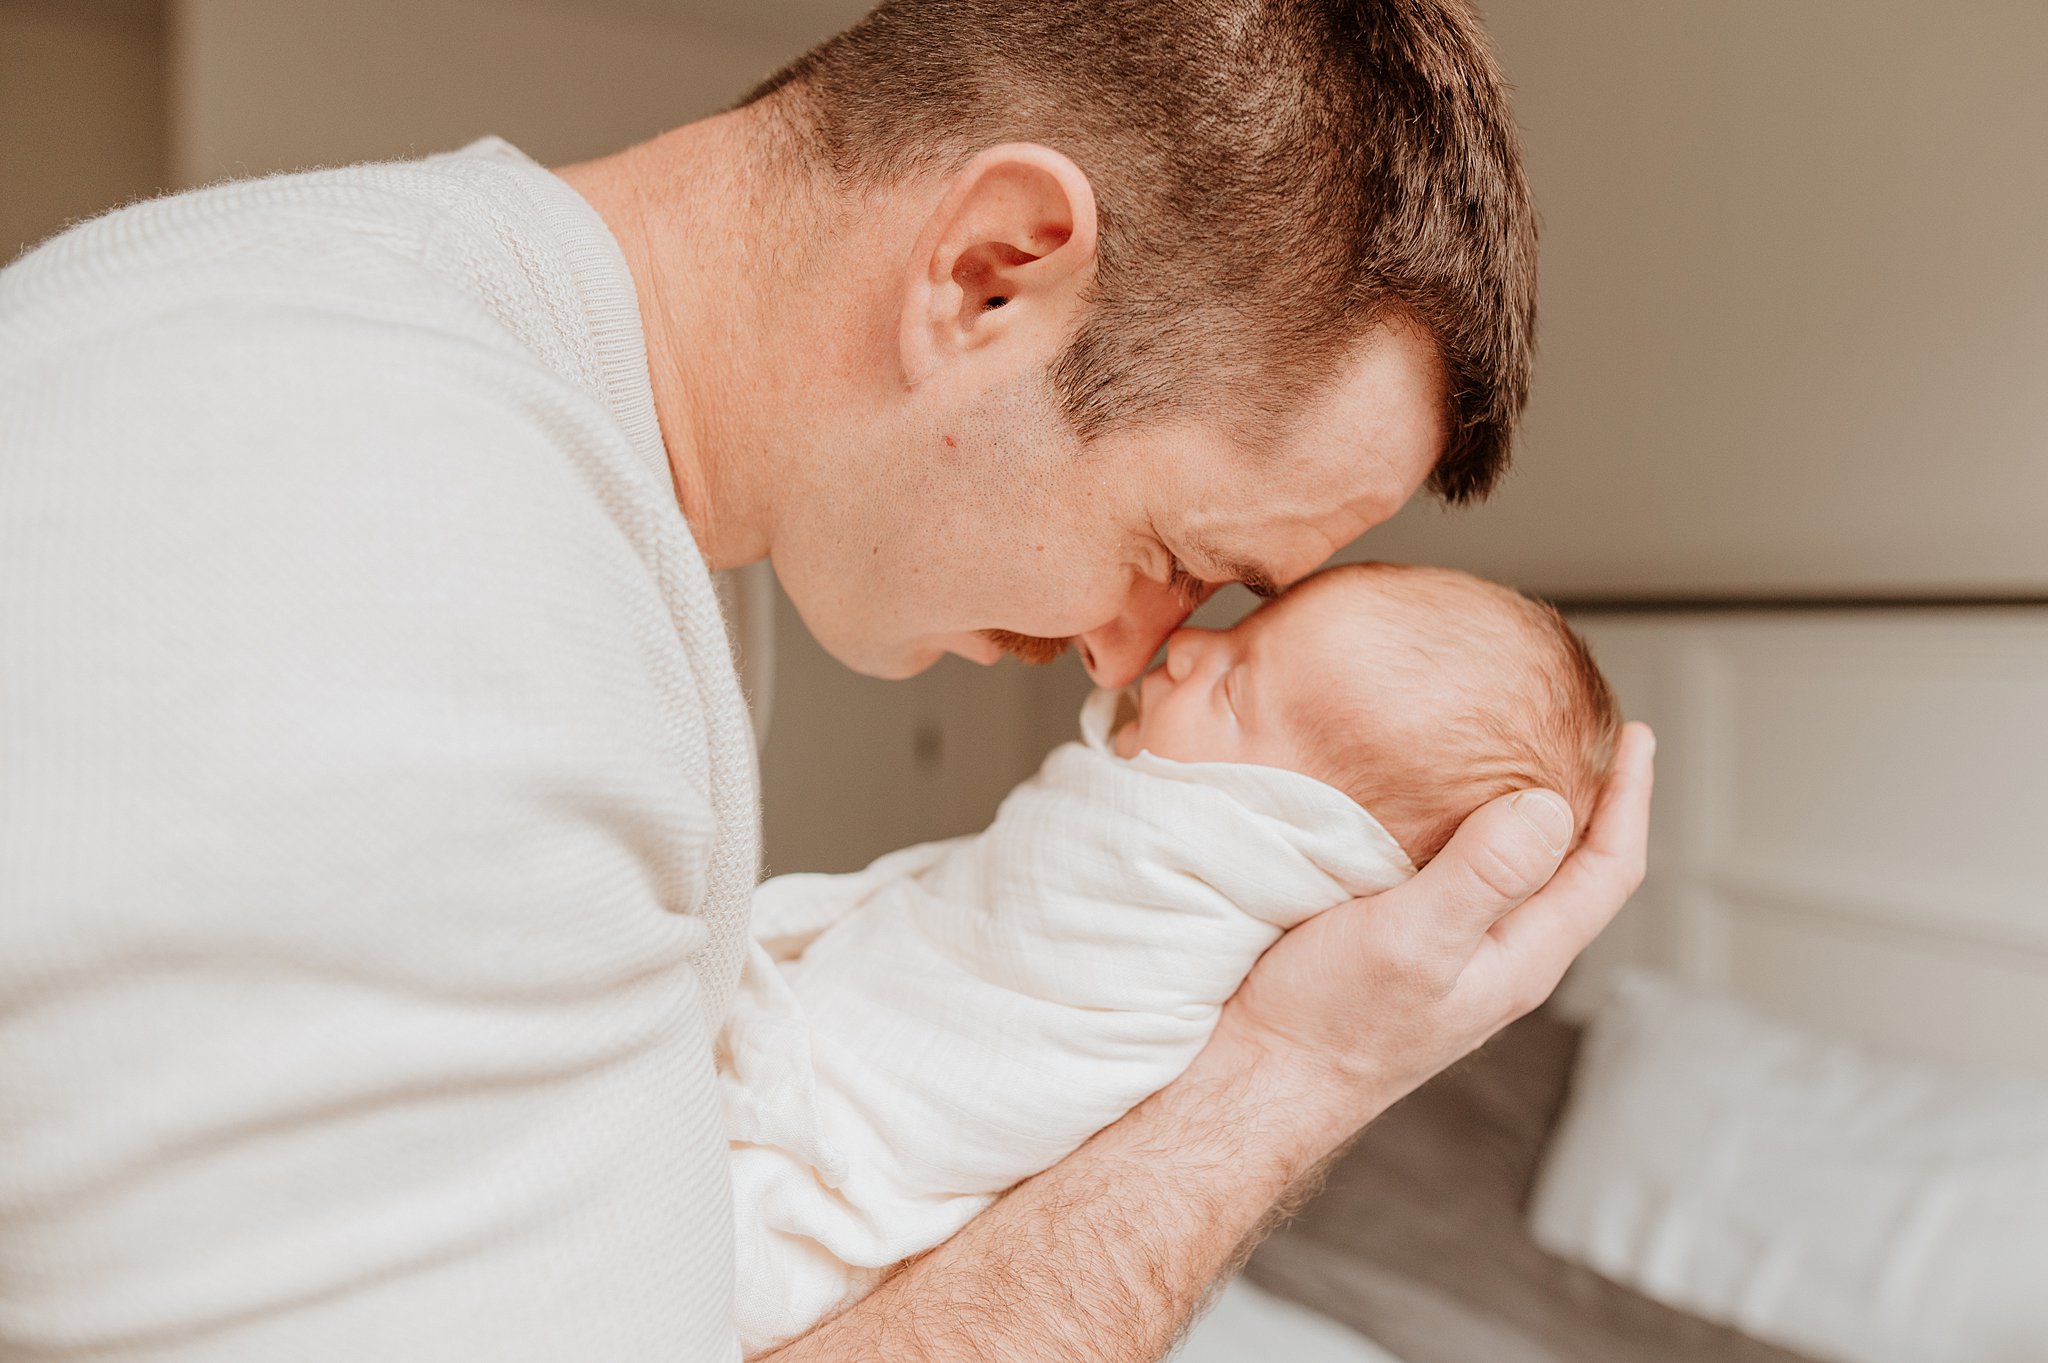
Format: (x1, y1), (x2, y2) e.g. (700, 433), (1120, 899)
(1111, 562), (1621, 865)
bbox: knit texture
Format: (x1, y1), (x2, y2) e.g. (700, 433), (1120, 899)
(0, 139), (757, 1361)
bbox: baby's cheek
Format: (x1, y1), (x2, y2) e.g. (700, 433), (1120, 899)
(1143, 710), (1232, 765)
(1235, 723), (1312, 776)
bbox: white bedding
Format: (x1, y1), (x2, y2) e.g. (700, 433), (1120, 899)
(1531, 971), (2048, 1363)
(1170, 1277), (1406, 1363)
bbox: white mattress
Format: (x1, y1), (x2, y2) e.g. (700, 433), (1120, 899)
(1171, 1276), (1403, 1363)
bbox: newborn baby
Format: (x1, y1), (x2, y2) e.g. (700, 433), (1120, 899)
(719, 562), (1620, 1354)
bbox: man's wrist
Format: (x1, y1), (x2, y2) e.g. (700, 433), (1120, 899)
(1172, 1020), (1399, 1178)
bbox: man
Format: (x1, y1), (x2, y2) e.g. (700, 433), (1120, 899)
(0, 0), (1652, 1358)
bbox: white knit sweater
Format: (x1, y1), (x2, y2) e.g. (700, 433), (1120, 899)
(0, 140), (758, 1362)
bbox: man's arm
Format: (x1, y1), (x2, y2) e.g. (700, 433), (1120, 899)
(764, 723), (1655, 1362)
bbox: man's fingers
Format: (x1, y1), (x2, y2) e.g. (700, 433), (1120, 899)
(1580, 720), (1656, 873)
(1487, 721), (1657, 989)
(1384, 786), (1573, 955)
(1529, 719), (1656, 919)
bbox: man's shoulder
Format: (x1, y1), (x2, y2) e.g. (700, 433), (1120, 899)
(0, 144), (715, 774)
(0, 153), (670, 633)
(0, 143), (648, 507)
(0, 143), (584, 379)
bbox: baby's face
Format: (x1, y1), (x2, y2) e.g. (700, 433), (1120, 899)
(1111, 562), (1615, 864)
(1111, 571), (1361, 770)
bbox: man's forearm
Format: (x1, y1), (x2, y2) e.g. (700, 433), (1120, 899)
(760, 1031), (1373, 1363)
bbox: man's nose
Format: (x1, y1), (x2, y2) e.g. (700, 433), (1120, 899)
(1077, 581), (1204, 688)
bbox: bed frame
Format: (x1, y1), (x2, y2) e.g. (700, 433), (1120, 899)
(1555, 603), (2048, 1079)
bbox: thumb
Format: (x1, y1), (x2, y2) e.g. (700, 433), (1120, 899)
(1390, 788), (1573, 952)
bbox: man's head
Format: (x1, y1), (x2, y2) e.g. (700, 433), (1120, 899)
(1111, 562), (1622, 866)
(730, 0), (1535, 683)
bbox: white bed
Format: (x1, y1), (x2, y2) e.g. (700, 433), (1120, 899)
(1171, 1277), (1404, 1363)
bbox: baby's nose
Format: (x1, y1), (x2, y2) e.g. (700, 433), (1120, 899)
(1163, 628), (1213, 681)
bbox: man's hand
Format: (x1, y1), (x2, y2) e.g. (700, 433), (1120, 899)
(1208, 720), (1657, 1147)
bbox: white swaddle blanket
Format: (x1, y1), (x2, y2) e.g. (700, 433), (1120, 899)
(720, 690), (1415, 1352)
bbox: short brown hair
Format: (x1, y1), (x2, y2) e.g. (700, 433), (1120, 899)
(1292, 564), (1620, 865)
(747, 0), (1537, 503)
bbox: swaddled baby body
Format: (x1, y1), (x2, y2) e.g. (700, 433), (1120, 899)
(719, 563), (1620, 1354)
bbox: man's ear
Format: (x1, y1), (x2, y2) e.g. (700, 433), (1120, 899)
(898, 143), (1100, 387)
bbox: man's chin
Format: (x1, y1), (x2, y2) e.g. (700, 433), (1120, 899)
(875, 647), (946, 680)
(813, 636), (943, 680)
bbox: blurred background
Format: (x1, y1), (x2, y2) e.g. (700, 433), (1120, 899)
(6, 5), (2045, 1359)
(7, 0), (2042, 874)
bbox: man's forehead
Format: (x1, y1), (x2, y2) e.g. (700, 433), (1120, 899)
(1169, 321), (1446, 590)
(1171, 455), (1408, 595)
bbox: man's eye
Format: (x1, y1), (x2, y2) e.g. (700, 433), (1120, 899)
(1167, 558), (1209, 612)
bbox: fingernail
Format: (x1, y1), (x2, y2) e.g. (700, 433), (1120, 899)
(1514, 790), (1573, 856)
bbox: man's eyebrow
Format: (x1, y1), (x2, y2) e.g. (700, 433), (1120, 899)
(1187, 538), (1282, 600)
(1226, 561), (1283, 600)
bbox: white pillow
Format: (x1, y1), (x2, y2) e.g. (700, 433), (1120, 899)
(1529, 971), (2048, 1363)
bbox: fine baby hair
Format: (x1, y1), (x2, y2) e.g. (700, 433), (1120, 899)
(1286, 562), (1621, 866)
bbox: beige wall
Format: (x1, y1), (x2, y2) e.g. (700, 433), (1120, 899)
(1553, 607), (2048, 1078)
(758, 598), (1040, 876)
(167, 0), (821, 182)
(1352, 0), (2048, 601)
(1, 0), (168, 263)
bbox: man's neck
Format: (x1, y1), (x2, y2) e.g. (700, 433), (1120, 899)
(556, 106), (814, 572)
